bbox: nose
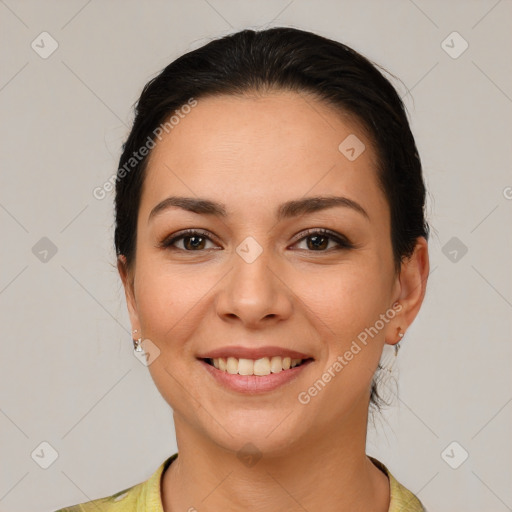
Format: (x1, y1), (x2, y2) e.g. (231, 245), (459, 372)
(215, 244), (293, 328)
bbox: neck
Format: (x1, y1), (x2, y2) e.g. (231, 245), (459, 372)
(161, 401), (390, 512)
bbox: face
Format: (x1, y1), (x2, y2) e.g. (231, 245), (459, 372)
(119, 91), (408, 455)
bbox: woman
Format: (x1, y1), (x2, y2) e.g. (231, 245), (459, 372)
(56, 26), (429, 511)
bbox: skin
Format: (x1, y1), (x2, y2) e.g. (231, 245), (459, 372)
(118, 90), (429, 511)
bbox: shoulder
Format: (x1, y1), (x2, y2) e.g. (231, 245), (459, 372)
(53, 453), (178, 512)
(52, 484), (139, 512)
(369, 456), (427, 512)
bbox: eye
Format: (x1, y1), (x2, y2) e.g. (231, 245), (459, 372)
(291, 228), (354, 251)
(158, 228), (354, 253)
(158, 229), (219, 251)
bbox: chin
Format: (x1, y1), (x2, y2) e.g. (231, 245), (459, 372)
(202, 413), (306, 458)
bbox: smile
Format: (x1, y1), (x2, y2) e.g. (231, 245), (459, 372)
(204, 356), (311, 376)
(199, 357), (314, 393)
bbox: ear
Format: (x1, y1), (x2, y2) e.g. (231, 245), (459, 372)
(117, 255), (140, 334)
(386, 237), (429, 346)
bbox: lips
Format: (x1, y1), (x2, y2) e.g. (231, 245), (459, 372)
(199, 357), (313, 393)
(197, 345), (313, 360)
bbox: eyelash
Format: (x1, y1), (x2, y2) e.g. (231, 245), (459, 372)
(158, 228), (355, 253)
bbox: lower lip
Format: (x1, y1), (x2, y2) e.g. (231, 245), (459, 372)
(199, 359), (313, 394)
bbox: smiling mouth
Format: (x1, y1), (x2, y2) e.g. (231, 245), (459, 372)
(202, 356), (314, 376)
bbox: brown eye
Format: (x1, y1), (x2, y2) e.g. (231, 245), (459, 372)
(159, 229), (218, 251)
(181, 234), (207, 250)
(306, 234), (329, 250)
(293, 229), (354, 251)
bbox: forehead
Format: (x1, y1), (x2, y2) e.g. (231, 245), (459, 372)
(140, 91), (387, 222)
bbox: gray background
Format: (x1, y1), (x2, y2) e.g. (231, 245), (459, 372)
(1, 1), (511, 511)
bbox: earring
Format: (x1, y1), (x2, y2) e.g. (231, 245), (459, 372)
(395, 329), (404, 357)
(132, 329), (143, 352)
(386, 328), (404, 373)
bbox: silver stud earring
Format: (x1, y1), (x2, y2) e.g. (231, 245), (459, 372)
(132, 329), (143, 352)
(395, 329), (404, 356)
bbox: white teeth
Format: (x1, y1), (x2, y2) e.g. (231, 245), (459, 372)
(270, 356), (283, 373)
(209, 355), (306, 375)
(226, 357), (238, 374)
(238, 358), (254, 375)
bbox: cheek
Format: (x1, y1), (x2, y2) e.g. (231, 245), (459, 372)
(133, 259), (208, 344)
(294, 265), (392, 411)
(298, 260), (392, 338)
(133, 261), (209, 410)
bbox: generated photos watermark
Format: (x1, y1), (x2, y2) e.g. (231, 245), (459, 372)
(93, 97), (198, 200)
(297, 302), (402, 405)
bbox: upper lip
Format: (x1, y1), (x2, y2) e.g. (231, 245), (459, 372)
(198, 345), (313, 360)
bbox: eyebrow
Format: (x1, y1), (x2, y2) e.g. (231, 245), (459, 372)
(148, 195), (370, 223)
